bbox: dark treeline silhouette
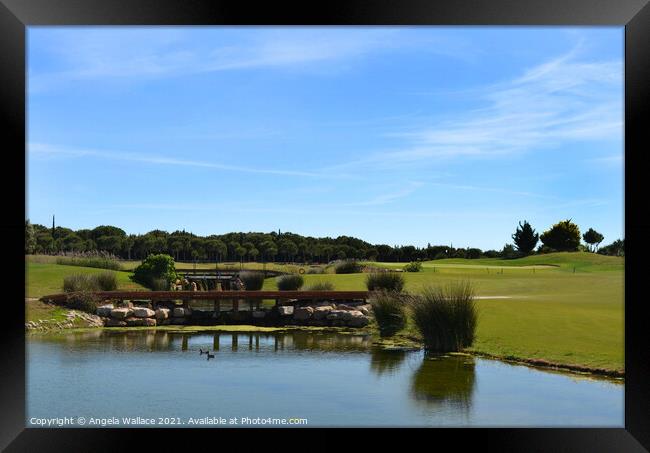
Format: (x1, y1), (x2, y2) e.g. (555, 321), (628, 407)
(24, 221), (494, 263)
(24, 220), (624, 263)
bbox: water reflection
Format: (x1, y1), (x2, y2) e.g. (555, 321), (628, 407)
(369, 348), (408, 376)
(410, 354), (476, 412)
(32, 330), (374, 354)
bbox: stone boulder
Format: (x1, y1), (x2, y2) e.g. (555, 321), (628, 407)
(105, 318), (127, 327)
(125, 317), (145, 326)
(277, 306), (294, 316)
(173, 307), (188, 317)
(252, 310), (266, 319)
(336, 304), (357, 311)
(326, 310), (353, 321)
(142, 318), (157, 326)
(294, 306), (314, 321)
(347, 311), (370, 327)
(357, 304), (372, 316)
(96, 304), (114, 317)
(155, 308), (170, 320)
(110, 308), (132, 319)
(312, 306), (333, 320)
(133, 307), (155, 318)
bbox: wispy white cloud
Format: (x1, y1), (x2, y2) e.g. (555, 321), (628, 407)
(28, 142), (344, 179)
(332, 45), (622, 168)
(29, 28), (475, 93)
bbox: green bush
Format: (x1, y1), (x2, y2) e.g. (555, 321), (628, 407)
(239, 271), (265, 290)
(151, 277), (171, 291)
(409, 281), (477, 352)
(306, 281), (335, 291)
(334, 260), (362, 274)
(131, 254), (177, 289)
(65, 291), (100, 314)
(369, 291), (407, 337)
(366, 272), (405, 292)
(403, 262), (422, 272)
(63, 274), (96, 292)
(94, 271), (118, 291)
(276, 274), (304, 290)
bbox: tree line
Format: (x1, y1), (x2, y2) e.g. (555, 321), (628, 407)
(24, 218), (624, 263)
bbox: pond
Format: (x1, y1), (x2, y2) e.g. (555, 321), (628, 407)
(26, 330), (623, 427)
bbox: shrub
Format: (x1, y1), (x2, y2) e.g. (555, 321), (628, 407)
(403, 261), (422, 272)
(276, 274), (304, 290)
(366, 272), (405, 292)
(306, 281), (335, 291)
(239, 271), (265, 290)
(409, 281), (478, 352)
(56, 256), (122, 271)
(369, 291), (408, 336)
(93, 271), (118, 291)
(131, 254), (177, 289)
(334, 260), (362, 274)
(65, 291), (100, 314)
(151, 277), (170, 291)
(306, 266), (325, 274)
(63, 274), (96, 292)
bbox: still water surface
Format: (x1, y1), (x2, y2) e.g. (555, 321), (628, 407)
(27, 330), (623, 427)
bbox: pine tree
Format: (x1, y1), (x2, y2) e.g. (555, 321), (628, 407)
(511, 220), (539, 255)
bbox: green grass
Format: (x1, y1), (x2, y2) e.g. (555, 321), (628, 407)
(25, 253), (624, 372)
(26, 262), (146, 298)
(264, 252), (624, 372)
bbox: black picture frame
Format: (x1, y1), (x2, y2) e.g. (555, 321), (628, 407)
(1, 0), (648, 451)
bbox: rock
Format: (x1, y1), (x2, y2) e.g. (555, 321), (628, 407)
(170, 317), (186, 325)
(117, 301), (134, 308)
(173, 307), (186, 317)
(110, 308), (132, 319)
(133, 307), (156, 318)
(142, 318), (156, 326)
(312, 306), (333, 320)
(125, 317), (145, 326)
(347, 311), (370, 327)
(277, 306), (294, 316)
(308, 319), (328, 326)
(96, 304), (114, 317)
(358, 305), (372, 316)
(336, 304), (357, 311)
(252, 311), (266, 319)
(155, 308), (170, 320)
(294, 306), (314, 321)
(105, 318), (127, 327)
(326, 310), (352, 321)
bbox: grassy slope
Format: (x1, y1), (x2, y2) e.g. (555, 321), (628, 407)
(26, 262), (146, 298)
(262, 253), (624, 371)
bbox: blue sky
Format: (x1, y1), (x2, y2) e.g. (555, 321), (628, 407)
(27, 27), (624, 250)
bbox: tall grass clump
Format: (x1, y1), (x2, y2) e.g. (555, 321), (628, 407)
(93, 271), (118, 291)
(366, 272), (405, 292)
(409, 281), (478, 352)
(334, 260), (362, 274)
(64, 291), (100, 314)
(63, 272), (118, 292)
(306, 281), (335, 291)
(56, 256), (122, 271)
(63, 274), (96, 292)
(239, 271), (265, 290)
(276, 274), (304, 290)
(369, 291), (408, 337)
